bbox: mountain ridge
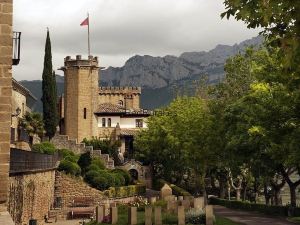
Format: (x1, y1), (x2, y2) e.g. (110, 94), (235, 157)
(20, 35), (263, 112)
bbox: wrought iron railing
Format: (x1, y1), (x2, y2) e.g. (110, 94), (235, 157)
(10, 148), (60, 174)
(12, 31), (21, 65)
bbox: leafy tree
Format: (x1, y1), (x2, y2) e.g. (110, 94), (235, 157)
(222, 0), (300, 72)
(41, 29), (58, 139)
(58, 160), (81, 176)
(77, 151), (92, 175)
(19, 112), (45, 145)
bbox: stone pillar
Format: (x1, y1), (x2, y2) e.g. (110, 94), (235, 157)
(154, 206), (162, 225)
(145, 206), (152, 225)
(96, 206), (104, 223)
(194, 197), (204, 209)
(177, 206), (185, 225)
(110, 206), (118, 224)
(205, 205), (213, 225)
(0, 0), (13, 211)
(150, 196), (157, 204)
(128, 207), (137, 225)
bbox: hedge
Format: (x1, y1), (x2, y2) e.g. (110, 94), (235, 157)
(154, 179), (192, 196)
(210, 197), (300, 217)
(104, 184), (146, 198)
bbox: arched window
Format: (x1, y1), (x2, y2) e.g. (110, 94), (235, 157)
(102, 118), (106, 127)
(118, 100), (123, 106)
(83, 108), (87, 119)
(108, 118), (111, 127)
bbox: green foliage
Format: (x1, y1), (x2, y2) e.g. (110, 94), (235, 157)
(77, 151), (92, 175)
(32, 142), (56, 154)
(112, 169), (132, 185)
(41, 29), (58, 139)
(221, 0), (300, 73)
(90, 158), (105, 170)
(105, 185), (146, 198)
(154, 179), (191, 196)
(82, 137), (121, 155)
(58, 159), (81, 176)
(19, 112), (45, 144)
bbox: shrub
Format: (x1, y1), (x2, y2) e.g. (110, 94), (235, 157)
(112, 173), (126, 187)
(58, 159), (81, 176)
(185, 208), (206, 224)
(57, 148), (75, 158)
(85, 170), (100, 184)
(112, 169), (132, 185)
(92, 176), (109, 190)
(91, 158), (105, 170)
(78, 151), (92, 175)
(106, 184), (146, 198)
(154, 179), (192, 196)
(163, 214), (178, 224)
(32, 142), (56, 154)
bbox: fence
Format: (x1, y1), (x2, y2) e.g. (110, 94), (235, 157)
(10, 148), (60, 174)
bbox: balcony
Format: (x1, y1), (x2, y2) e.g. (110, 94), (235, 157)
(12, 31), (21, 65)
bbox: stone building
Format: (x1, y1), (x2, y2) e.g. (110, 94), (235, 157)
(58, 55), (150, 157)
(0, 0), (14, 224)
(11, 78), (37, 149)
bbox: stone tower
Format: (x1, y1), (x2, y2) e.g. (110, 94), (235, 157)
(60, 55), (99, 142)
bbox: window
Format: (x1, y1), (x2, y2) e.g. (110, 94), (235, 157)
(108, 118), (111, 127)
(136, 119), (143, 128)
(102, 118), (106, 127)
(83, 108), (87, 119)
(118, 100), (123, 106)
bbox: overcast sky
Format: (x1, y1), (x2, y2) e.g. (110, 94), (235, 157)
(13, 0), (260, 81)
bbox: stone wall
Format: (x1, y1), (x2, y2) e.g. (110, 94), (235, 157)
(55, 171), (105, 209)
(8, 170), (56, 225)
(0, 0), (13, 210)
(50, 134), (90, 154)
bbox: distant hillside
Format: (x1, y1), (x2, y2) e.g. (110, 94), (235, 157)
(20, 36), (263, 112)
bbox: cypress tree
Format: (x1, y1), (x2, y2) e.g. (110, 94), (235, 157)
(41, 29), (58, 139)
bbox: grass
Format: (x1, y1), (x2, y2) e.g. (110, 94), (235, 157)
(288, 217), (300, 224)
(214, 216), (243, 225)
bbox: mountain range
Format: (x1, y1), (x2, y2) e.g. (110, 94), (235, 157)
(20, 35), (263, 112)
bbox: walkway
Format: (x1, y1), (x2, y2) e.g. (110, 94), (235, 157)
(214, 205), (296, 225)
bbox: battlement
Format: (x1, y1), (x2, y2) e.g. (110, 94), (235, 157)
(62, 55), (99, 68)
(99, 86), (141, 95)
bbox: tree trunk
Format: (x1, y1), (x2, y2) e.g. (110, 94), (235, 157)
(236, 188), (241, 201)
(243, 185), (247, 201)
(290, 185), (297, 207)
(264, 185), (270, 205)
(219, 179), (226, 199)
(274, 188), (281, 206)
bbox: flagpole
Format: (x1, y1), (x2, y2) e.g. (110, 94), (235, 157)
(87, 12), (91, 57)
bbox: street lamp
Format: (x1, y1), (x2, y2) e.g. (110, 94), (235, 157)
(11, 107), (21, 117)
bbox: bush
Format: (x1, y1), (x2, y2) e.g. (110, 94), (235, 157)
(91, 158), (106, 170)
(32, 142), (56, 154)
(112, 169), (132, 185)
(78, 151), (92, 175)
(58, 159), (81, 176)
(112, 173), (126, 187)
(85, 170), (100, 184)
(92, 176), (110, 190)
(106, 184), (146, 198)
(185, 208), (206, 224)
(57, 148), (75, 158)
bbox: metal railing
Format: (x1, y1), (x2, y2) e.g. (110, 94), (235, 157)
(10, 148), (60, 174)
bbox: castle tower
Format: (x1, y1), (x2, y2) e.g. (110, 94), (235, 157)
(60, 55), (99, 142)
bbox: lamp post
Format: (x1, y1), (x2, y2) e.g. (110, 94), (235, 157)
(11, 107), (21, 117)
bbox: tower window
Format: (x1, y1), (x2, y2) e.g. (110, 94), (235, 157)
(118, 100), (123, 106)
(108, 118), (111, 127)
(83, 108), (87, 119)
(102, 118), (106, 127)
(136, 119), (143, 128)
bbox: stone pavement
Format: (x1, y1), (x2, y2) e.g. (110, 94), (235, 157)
(214, 205), (296, 225)
(53, 219), (83, 225)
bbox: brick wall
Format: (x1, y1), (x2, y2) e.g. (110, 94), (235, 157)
(0, 0), (13, 208)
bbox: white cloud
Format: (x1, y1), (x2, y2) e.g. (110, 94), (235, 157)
(12, 0), (260, 80)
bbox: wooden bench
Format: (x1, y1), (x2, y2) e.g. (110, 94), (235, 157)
(72, 197), (94, 207)
(70, 207), (95, 219)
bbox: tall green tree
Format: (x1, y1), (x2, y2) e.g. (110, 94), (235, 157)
(41, 29), (58, 139)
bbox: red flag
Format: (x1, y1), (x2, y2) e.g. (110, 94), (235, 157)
(80, 17), (89, 26)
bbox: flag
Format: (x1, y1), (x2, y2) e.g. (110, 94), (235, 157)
(80, 17), (89, 26)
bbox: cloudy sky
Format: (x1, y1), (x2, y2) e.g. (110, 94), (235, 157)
(13, 0), (260, 81)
